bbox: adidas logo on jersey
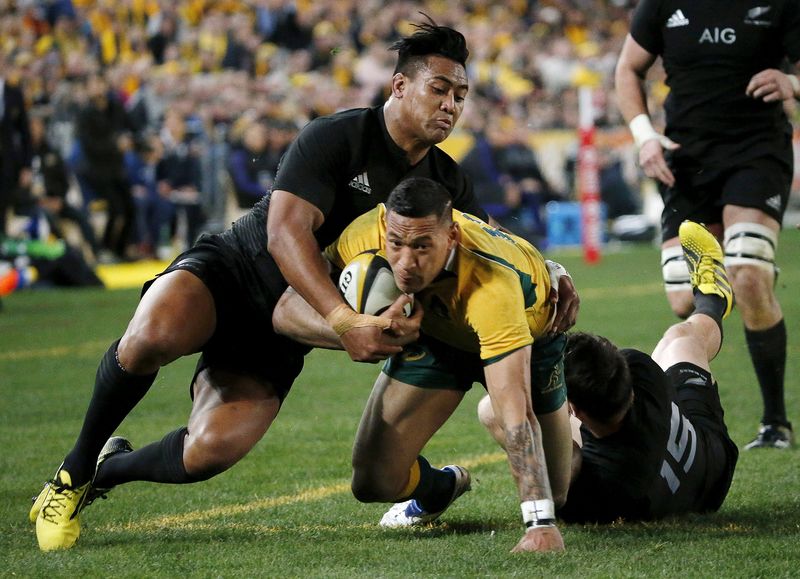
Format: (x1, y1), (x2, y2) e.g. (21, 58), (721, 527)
(666, 9), (689, 28)
(349, 172), (372, 194)
(744, 5), (771, 26)
(765, 194), (782, 212)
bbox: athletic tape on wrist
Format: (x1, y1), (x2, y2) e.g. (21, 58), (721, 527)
(545, 259), (571, 286)
(521, 499), (556, 529)
(628, 113), (661, 149)
(788, 74), (800, 98)
(325, 303), (392, 336)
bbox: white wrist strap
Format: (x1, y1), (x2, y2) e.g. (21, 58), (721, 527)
(545, 260), (571, 293)
(629, 113), (662, 149)
(521, 499), (556, 529)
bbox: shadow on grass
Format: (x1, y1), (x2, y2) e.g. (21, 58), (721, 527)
(561, 502), (800, 541)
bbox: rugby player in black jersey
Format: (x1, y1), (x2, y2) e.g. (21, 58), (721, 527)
(29, 18), (580, 552)
(558, 221), (739, 523)
(615, 0), (800, 448)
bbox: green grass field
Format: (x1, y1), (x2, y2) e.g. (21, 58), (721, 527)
(2, 232), (799, 577)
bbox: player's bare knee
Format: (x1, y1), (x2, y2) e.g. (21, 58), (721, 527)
(661, 321), (691, 345)
(728, 264), (773, 306)
(120, 323), (182, 371)
(184, 429), (246, 479)
(724, 222), (778, 308)
(666, 292), (693, 319)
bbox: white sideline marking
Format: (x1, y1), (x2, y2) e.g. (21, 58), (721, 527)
(101, 452), (506, 533)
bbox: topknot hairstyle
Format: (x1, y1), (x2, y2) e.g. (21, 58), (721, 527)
(389, 14), (469, 76)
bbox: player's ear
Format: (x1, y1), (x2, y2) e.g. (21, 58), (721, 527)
(448, 221), (460, 248)
(391, 73), (406, 98)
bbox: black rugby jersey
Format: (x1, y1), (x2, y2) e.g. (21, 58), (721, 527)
(559, 350), (736, 523)
(631, 0), (800, 166)
(229, 106), (487, 256)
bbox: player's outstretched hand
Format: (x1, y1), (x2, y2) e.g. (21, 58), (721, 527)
(639, 138), (679, 187)
(511, 526), (565, 554)
(381, 294), (421, 345)
(746, 69), (798, 103)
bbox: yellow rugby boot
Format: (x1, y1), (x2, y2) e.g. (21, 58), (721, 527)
(29, 481), (51, 523)
(35, 467), (91, 551)
(678, 220), (734, 319)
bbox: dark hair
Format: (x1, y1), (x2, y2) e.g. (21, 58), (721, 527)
(564, 332), (633, 423)
(386, 177), (453, 222)
(390, 14), (469, 76)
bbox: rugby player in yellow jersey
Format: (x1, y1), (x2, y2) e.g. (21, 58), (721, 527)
(273, 176), (575, 553)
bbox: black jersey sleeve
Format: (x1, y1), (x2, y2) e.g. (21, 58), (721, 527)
(781, 0), (800, 62)
(451, 170), (488, 221)
(271, 117), (349, 218)
(630, 0), (665, 56)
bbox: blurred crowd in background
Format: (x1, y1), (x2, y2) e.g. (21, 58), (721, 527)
(1, 0), (798, 285)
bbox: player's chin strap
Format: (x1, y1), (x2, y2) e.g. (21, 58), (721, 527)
(326, 303), (392, 336)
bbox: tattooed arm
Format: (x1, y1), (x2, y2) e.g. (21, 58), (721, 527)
(483, 346), (566, 553)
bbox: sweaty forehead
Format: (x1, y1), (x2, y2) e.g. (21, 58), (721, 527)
(419, 55), (468, 89)
(386, 212), (445, 239)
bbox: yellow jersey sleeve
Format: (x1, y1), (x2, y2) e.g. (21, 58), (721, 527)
(323, 205), (386, 268)
(460, 255), (534, 362)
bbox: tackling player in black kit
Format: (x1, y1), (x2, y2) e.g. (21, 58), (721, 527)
(616, 0), (800, 448)
(29, 19), (583, 552)
(558, 221), (739, 523)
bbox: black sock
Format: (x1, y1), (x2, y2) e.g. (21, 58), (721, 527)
(407, 456), (455, 513)
(745, 320), (788, 427)
(62, 340), (157, 485)
(692, 290), (726, 336)
(94, 427), (196, 486)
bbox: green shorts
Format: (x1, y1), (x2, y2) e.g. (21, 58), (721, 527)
(382, 333), (567, 414)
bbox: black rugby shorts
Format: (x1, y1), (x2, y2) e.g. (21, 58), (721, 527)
(142, 234), (307, 401)
(659, 156), (791, 241)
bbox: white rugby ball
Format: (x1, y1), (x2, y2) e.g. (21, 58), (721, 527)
(338, 251), (411, 316)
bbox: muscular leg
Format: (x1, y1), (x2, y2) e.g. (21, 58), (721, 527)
(63, 270), (216, 485)
(95, 367), (281, 486)
(651, 313), (722, 373)
(477, 396), (572, 507)
(723, 205), (788, 430)
(351, 373), (464, 506)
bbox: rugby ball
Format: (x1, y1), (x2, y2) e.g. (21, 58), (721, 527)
(338, 251), (411, 316)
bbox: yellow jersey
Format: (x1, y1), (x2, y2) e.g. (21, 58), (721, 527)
(324, 204), (553, 363)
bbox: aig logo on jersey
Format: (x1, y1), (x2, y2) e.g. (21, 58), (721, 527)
(699, 27), (736, 44)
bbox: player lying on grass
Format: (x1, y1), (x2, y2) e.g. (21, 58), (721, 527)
(273, 176), (579, 553)
(554, 221), (739, 522)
